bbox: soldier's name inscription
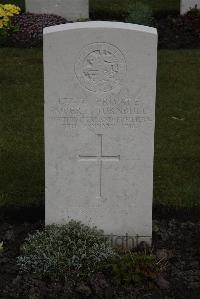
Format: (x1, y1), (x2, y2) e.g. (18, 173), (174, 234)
(50, 90), (152, 130)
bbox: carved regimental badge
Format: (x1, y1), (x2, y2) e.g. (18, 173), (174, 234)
(75, 43), (126, 93)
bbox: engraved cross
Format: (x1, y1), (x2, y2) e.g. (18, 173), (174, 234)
(78, 134), (120, 200)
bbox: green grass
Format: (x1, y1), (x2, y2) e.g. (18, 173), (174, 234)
(155, 50), (200, 208)
(0, 49), (199, 209)
(1, 0), (180, 17)
(0, 48), (44, 207)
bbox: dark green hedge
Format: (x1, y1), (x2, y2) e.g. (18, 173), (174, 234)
(1, 0), (180, 20)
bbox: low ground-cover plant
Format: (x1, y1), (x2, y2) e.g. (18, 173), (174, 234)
(0, 3), (20, 43)
(110, 249), (166, 285)
(1, 12), (67, 47)
(17, 219), (167, 286)
(17, 220), (115, 279)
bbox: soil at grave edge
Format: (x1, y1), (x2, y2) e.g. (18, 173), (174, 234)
(0, 208), (200, 299)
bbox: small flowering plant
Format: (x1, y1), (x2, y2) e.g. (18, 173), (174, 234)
(17, 221), (116, 280)
(0, 3), (21, 38)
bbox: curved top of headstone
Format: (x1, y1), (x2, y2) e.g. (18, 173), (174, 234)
(43, 21), (157, 36)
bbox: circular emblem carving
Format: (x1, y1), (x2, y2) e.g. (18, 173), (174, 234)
(75, 43), (126, 93)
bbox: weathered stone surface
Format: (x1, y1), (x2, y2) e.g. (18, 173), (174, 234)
(26, 0), (89, 21)
(181, 0), (200, 14)
(44, 22), (157, 246)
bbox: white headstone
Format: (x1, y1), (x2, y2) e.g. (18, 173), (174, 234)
(44, 22), (157, 247)
(181, 0), (200, 14)
(26, 0), (89, 21)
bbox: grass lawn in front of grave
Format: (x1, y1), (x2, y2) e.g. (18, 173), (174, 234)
(1, 0), (180, 18)
(155, 50), (200, 208)
(0, 48), (44, 208)
(0, 48), (199, 209)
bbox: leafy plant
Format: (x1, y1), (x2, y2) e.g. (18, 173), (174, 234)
(171, 8), (200, 48)
(5, 13), (67, 48)
(110, 249), (166, 284)
(126, 1), (154, 26)
(17, 220), (115, 280)
(188, 4), (200, 14)
(0, 241), (4, 254)
(0, 3), (20, 39)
